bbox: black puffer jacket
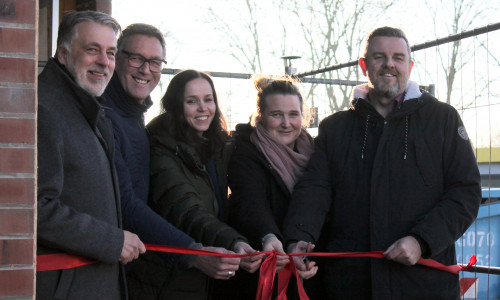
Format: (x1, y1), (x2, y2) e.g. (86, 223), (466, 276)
(284, 82), (481, 299)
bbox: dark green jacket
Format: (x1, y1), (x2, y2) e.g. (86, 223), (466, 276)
(126, 114), (247, 300)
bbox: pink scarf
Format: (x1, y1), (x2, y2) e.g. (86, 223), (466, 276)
(250, 123), (314, 194)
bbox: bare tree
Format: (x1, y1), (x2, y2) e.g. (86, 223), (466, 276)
(285, 0), (394, 113)
(207, 0), (269, 73)
(427, 0), (492, 105)
(206, 0), (395, 116)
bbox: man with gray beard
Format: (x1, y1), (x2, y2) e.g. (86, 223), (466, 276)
(284, 27), (481, 299)
(37, 11), (145, 300)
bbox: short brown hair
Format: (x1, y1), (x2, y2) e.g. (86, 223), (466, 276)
(363, 26), (412, 62)
(118, 23), (166, 58)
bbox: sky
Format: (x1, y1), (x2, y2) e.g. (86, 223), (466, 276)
(112, 0), (500, 146)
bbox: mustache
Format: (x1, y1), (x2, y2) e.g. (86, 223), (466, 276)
(379, 69), (399, 76)
(88, 68), (109, 76)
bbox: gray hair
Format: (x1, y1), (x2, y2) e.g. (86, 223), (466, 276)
(56, 10), (121, 54)
(117, 23), (166, 58)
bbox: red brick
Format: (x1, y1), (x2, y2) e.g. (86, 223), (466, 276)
(0, 178), (34, 205)
(0, 118), (35, 144)
(0, 88), (35, 113)
(0, 0), (36, 25)
(0, 269), (34, 297)
(0, 148), (34, 173)
(0, 209), (33, 235)
(0, 27), (36, 53)
(0, 57), (36, 83)
(0, 239), (34, 265)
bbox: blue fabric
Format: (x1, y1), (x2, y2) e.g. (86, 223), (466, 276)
(206, 159), (225, 221)
(103, 73), (195, 264)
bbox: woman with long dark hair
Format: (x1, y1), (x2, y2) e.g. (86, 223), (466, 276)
(135, 69), (262, 299)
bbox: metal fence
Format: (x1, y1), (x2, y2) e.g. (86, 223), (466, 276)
(153, 22), (500, 299)
(38, 20), (500, 299)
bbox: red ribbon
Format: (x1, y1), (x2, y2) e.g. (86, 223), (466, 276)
(37, 244), (477, 300)
(37, 253), (98, 272)
(256, 250), (478, 300)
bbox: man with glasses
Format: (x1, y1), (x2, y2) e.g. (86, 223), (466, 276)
(102, 23), (241, 298)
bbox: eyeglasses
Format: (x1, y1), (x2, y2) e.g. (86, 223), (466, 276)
(121, 50), (167, 73)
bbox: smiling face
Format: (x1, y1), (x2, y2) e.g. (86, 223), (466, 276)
(183, 78), (216, 135)
(360, 36), (413, 103)
(261, 94), (302, 149)
(115, 34), (163, 104)
(57, 21), (117, 96)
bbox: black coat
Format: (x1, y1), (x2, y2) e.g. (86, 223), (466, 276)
(37, 59), (124, 300)
(228, 123), (291, 249)
(283, 83), (481, 299)
(221, 124), (323, 300)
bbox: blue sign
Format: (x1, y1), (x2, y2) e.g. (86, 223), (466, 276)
(456, 189), (500, 299)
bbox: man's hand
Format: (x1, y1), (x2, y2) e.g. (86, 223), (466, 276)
(262, 235), (290, 273)
(287, 241), (318, 280)
(120, 230), (146, 264)
(233, 241), (264, 274)
(384, 236), (422, 265)
(192, 246), (240, 280)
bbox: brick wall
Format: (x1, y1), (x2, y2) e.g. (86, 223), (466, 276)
(0, 0), (37, 299)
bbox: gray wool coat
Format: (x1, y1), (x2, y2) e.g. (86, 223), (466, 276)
(36, 58), (125, 300)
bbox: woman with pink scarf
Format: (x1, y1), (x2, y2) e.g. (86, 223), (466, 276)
(219, 75), (321, 299)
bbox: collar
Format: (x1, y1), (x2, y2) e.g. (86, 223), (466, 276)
(103, 72), (153, 118)
(352, 80), (422, 102)
(46, 58), (104, 127)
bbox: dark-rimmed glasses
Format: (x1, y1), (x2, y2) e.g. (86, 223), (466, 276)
(121, 50), (167, 73)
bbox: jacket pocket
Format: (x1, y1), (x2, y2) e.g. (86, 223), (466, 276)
(54, 268), (75, 300)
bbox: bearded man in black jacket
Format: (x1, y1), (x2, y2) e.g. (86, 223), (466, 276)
(283, 26), (481, 300)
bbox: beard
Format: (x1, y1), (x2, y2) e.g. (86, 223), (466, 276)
(64, 56), (109, 97)
(374, 78), (401, 99)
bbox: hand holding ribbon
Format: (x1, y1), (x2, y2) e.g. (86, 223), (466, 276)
(37, 244), (477, 300)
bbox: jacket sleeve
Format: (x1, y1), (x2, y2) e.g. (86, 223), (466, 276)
(409, 106), (481, 257)
(112, 126), (197, 265)
(228, 142), (282, 248)
(282, 118), (334, 245)
(37, 105), (123, 264)
(149, 150), (247, 250)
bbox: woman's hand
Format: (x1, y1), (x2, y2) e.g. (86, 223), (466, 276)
(233, 241), (264, 273)
(262, 235), (290, 273)
(192, 246), (240, 280)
